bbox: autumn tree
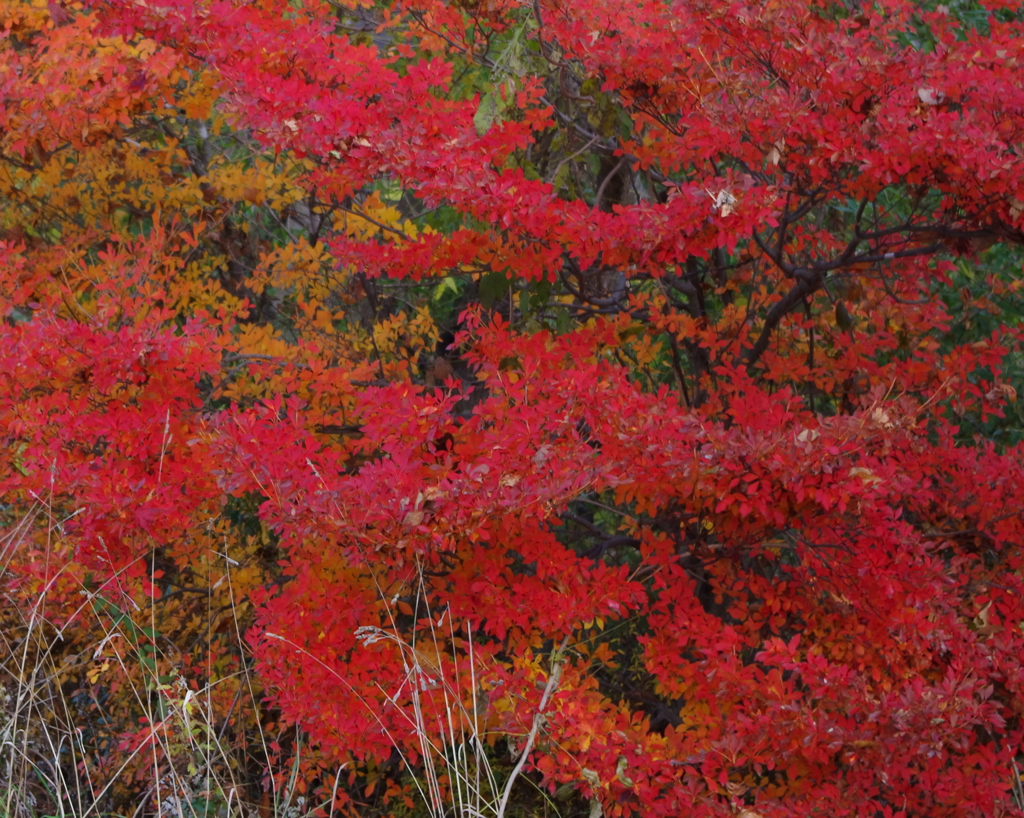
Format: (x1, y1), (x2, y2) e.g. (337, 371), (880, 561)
(3, 0), (1024, 816)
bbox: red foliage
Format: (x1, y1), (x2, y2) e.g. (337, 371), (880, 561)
(4, 0), (1024, 815)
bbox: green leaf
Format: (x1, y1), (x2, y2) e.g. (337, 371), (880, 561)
(523, 278), (551, 313)
(555, 308), (572, 335)
(474, 89), (503, 136)
(474, 79), (515, 136)
(479, 270), (512, 308)
(835, 301), (854, 331)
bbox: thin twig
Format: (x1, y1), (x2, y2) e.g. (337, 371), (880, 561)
(494, 634), (571, 818)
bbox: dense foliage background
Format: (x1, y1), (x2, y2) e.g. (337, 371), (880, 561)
(3, 0), (1024, 816)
